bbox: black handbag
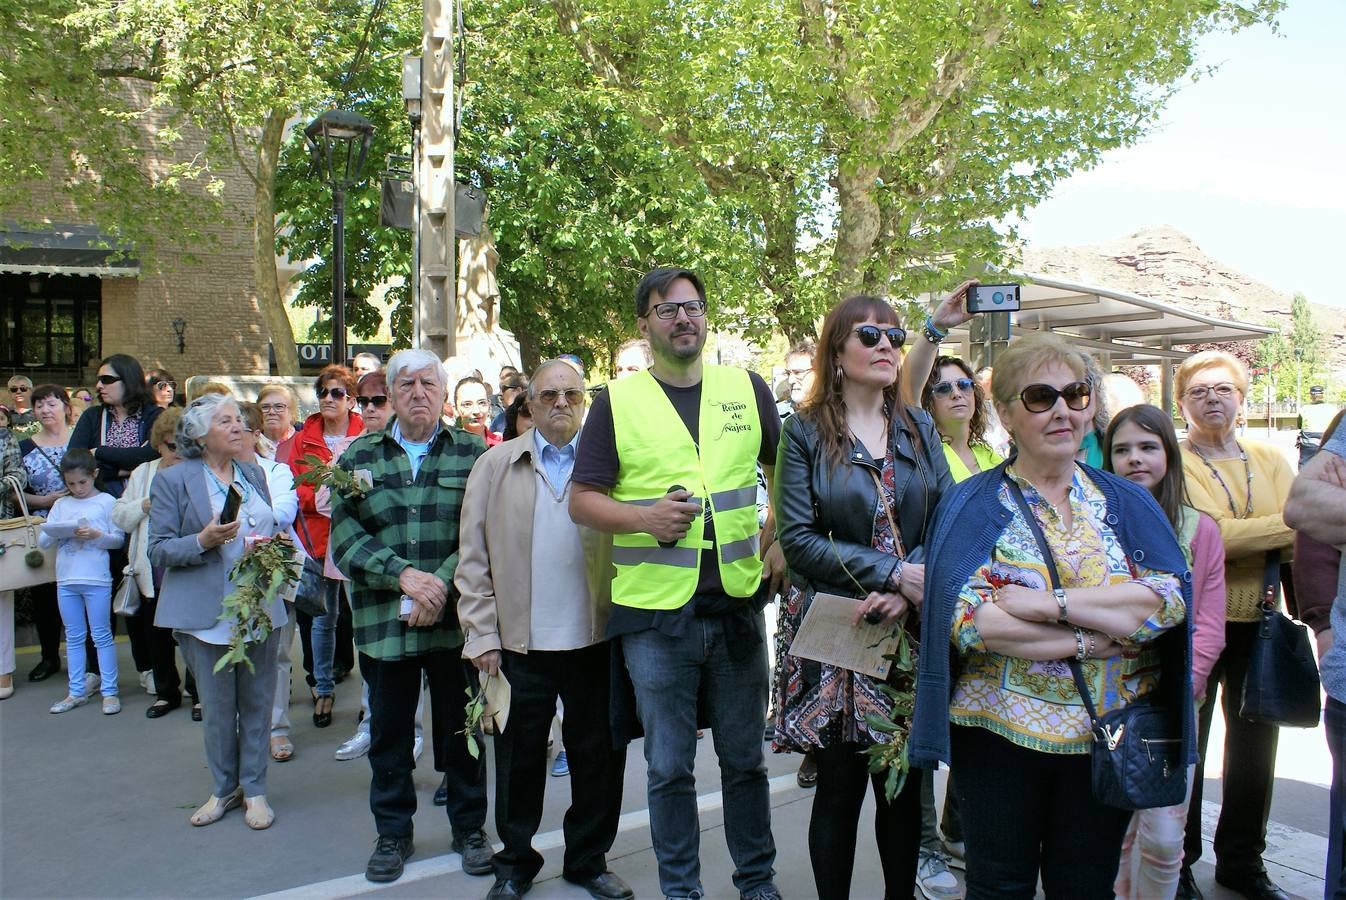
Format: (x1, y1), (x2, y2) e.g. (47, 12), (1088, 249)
(1006, 476), (1188, 810)
(292, 515), (328, 618)
(1240, 551), (1321, 728)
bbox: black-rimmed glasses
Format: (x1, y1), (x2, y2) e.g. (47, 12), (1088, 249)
(853, 325), (906, 349)
(647, 299), (707, 320)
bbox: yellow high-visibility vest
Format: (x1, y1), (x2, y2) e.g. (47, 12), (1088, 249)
(608, 365), (763, 609)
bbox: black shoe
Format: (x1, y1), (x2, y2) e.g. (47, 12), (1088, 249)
(796, 750), (818, 788)
(146, 697), (182, 719)
(191, 702), (203, 722)
(1176, 867), (1204, 900)
(28, 658), (59, 682)
(486, 878), (533, 899)
(452, 829), (494, 876)
(564, 871), (635, 900)
(1214, 869), (1289, 900)
(366, 835), (414, 883)
(433, 773), (449, 806)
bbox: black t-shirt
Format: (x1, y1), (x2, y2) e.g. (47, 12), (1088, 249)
(574, 369), (781, 604)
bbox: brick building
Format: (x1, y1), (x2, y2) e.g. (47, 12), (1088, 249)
(0, 98), (272, 393)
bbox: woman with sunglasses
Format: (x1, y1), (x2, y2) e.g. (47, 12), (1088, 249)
(112, 406), (199, 718)
(1175, 350), (1295, 900)
(910, 332), (1191, 899)
(921, 356), (1004, 482)
(773, 295), (952, 900)
(70, 353), (163, 693)
(145, 368), (179, 410)
(355, 371), (392, 433)
(288, 364), (363, 728)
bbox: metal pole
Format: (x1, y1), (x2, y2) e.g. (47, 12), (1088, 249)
(411, 121), (421, 349)
(333, 185), (347, 367)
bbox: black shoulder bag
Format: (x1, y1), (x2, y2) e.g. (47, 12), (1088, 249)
(1240, 550), (1321, 727)
(1005, 476), (1187, 810)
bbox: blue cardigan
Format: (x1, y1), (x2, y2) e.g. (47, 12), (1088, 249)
(909, 461), (1196, 769)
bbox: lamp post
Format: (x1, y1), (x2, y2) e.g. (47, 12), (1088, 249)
(402, 56), (422, 350)
(304, 109), (375, 367)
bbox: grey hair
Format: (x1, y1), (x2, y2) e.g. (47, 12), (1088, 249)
(528, 359), (587, 399)
(176, 392), (241, 459)
(385, 349), (446, 397)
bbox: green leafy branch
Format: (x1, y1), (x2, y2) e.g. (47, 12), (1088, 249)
(862, 617), (918, 802)
(293, 454), (368, 499)
(213, 535), (300, 674)
(461, 680), (489, 760)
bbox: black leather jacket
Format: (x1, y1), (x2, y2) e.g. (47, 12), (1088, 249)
(775, 405), (953, 598)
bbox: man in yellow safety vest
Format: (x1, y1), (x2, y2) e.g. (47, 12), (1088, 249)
(571, 267), (787, 900)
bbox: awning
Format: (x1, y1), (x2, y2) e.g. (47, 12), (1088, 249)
(0, 222), (140, 276)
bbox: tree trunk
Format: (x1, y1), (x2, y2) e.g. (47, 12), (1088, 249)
(253, 108), (300, 375)
(832, 154), (882, 298)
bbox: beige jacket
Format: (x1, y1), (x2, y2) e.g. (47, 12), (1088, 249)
(112, 458), (161, 597)
(455, 429), (613, 660)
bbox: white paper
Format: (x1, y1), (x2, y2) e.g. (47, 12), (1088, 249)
(39, 522), (81, 540)
(787, 591), (901, 680)
(481, 670), (511, 734)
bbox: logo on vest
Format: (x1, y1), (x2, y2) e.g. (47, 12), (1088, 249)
(710, 398), (752, 440)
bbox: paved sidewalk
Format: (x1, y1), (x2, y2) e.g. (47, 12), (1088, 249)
(0, 637), (1331, 899)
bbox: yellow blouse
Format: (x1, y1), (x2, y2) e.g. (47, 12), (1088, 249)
(940, 441), (1004, 484)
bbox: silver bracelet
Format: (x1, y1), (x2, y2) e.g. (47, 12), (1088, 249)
(1073, 627), (1087, 661)
(1086, 631), (1097, 659)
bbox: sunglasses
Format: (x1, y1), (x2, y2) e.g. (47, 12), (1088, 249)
(316, 387), (348, 400)
(154, 380), (176, 390)
(852, 325), (907, 349)
(163, 441), (177, 451)
(1017, 381), (1092, 413)
(648, 299), (708, 320)
(536, 388), (585, 406)
(96, 374), (123, 386)
(357, 395), (389, 408)
(931, 377), (975, 396)
(8, 385), (29, 392)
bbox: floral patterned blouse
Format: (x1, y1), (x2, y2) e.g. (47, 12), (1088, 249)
(21, 439), (68, 516)
(949, 467), (1185, 754)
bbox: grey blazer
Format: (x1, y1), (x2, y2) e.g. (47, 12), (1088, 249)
(149, 458), (280, 631)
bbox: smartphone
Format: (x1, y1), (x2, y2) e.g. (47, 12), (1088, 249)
(220, 483), (244, 525)
(966, 283), (1021, 313)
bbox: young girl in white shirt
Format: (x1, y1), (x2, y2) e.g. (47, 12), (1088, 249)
(40, 449), (126, 714)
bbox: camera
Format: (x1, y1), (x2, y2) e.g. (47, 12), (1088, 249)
(966, 283), (1022, 314)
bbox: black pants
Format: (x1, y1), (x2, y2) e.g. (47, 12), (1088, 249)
(809, 743), (922, 900)
(952, 725), (1131, 899)
(494, 644), (626, 884)
(1183, 620), (1280, 876)
(941, 769), (963, 843)
(136, 596), (195, 703)
(361, 650), (487, 839)
(27, 583), (63, 664)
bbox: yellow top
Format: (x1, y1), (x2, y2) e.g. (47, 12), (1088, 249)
(940, 441), (1004, 483)
(1180, 439), (1294, 621)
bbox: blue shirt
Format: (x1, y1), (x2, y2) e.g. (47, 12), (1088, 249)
(1318, 429), (1346, 702)
(391, 419), (440, 479)
(533, 427), (579, 494)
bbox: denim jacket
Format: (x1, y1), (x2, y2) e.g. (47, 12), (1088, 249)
(909, 461), (1196, 769)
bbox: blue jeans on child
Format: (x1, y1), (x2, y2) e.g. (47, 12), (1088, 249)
(57, 582), (118, 697)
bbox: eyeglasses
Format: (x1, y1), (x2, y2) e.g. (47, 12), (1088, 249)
(163, 441), (177, 451)
(785, 367), (812, 379)
(647, 299), (708, 320)
(357, 395), (389, 409)
(1184, 383), (1238, 401)
(1016, 381), (1092, 413)
(931, 377), (975, 396)
(259, 402), (290, 413)
(852, 325), (907, 349)
(154, 380), (176, 390)
(536, 388), (585, 406)
(316, 387), (348, 400)
(96, 374), (123, 386)
(7, 385), (29, 393)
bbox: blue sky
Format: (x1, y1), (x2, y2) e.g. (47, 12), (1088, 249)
(1021, 0), (1346, 309)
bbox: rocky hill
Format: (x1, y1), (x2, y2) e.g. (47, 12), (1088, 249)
(1021, 225), (1345, 374)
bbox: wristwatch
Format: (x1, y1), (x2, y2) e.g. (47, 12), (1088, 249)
(1053, 588), (1069, 624)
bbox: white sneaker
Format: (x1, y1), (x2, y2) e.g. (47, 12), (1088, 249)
(102, 696), (122, 715)
(50, 694), (90, 714)
(139, 671), (156, 695)
(412, 733), (424, 762)
(940, 833), (966, 871)
(335, 727), (371, 761)
(916, 848), (962, 900)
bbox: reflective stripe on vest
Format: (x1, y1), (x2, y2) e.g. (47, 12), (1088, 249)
(608, 365), (763, 610)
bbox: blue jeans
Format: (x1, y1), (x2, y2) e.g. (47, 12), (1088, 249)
(622, 613), (776, 898)
(310, 577), (344, 696)
(57, 582), (118, 697)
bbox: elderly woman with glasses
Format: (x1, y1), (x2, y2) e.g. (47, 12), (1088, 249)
(1175, 350), (1296, 900)
(256, 383), (299, 461)
(910, 332), (1191, 899)
(288, 365), (363, 728)
(149, 393), (288, 829)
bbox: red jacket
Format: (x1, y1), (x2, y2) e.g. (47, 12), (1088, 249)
(289, 411), (364, 558)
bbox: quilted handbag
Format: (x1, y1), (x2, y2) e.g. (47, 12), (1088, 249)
(0, 474), (56, 591)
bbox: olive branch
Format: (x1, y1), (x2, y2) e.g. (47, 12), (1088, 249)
(213, 535), (300, 674)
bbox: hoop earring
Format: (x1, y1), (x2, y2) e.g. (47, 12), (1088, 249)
(833, 366), (844, 391)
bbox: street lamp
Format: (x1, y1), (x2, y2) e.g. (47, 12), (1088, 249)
(304, 109), (375, 367)
(402, 56), (422, 349)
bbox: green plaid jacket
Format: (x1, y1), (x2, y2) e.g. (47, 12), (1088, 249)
(330, 421), (486, 660)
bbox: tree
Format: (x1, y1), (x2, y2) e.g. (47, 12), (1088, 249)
(547, 0), (1281, 339)
(2, 0), (404, 374)
(1287, 292), (1325, 405)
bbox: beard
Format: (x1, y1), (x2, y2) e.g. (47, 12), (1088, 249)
(652, 326), (705, 362)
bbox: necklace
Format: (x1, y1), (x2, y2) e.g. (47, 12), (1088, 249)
(205, 461), (258, 527)
(1187, 439), (1253, 519)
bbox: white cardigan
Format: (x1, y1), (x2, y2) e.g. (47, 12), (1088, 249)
(111, 458), (161, 597)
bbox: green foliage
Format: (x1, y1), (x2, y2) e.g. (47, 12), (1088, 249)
(861, 617), (918, 802)
(1252, 294), (1326, 404)
(213, 534), (300, 673)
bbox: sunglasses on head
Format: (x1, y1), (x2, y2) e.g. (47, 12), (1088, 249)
(931, 377), (974, 396)
(852, 325), (907, 349)
(317, 387), (348, 400)
(96, 374), (122, 386)
(357, 394), (388, 408)
(1017, 381), (1092, 413)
